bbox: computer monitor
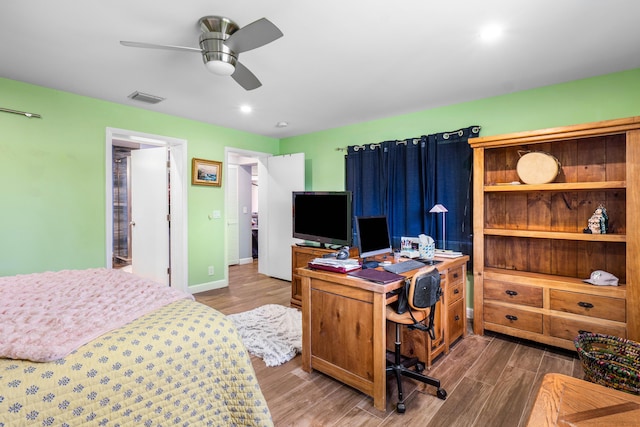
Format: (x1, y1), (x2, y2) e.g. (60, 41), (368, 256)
(355, 215), (393, 260)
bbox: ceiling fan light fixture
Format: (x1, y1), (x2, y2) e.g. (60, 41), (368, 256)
(122, 15), (282, 91)
(206, 60), (235, 76)
(200, 33), (237, 76)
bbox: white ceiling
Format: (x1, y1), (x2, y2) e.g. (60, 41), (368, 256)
(2, 1), (640, 138)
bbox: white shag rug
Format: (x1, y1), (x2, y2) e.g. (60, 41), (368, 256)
(228, 304), (302, 367)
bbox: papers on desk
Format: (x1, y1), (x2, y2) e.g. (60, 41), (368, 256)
(434, 249), (464, 258)
(308, 258), (361, 273)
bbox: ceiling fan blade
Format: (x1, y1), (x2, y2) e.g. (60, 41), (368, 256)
(231, 62), (262, 91)
(224, 18), (283, 53)
(120, 40), (202, 54)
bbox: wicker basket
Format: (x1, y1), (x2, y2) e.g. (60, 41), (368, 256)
(574, 333), (640, 395)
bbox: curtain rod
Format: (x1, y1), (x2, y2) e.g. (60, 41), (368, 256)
(337, 126), (482, 152)
(0, 107), (42, 118)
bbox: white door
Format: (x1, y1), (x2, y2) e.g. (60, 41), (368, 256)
(227, 165), (240, 265)
(130, 147), (170, 286)
(258, 153), (305, 280)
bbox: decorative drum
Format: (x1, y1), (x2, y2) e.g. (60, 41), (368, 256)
(516, 151), (561, 184)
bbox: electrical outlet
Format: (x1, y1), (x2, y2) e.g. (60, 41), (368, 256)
(208, 266), (214, 275)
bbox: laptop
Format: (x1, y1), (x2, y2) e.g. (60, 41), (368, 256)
(348, 268), (405, 284)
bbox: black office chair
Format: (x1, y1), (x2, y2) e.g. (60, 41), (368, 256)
(386, 266), (447, 413)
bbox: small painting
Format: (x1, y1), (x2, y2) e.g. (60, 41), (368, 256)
(192, 158), (222, 187)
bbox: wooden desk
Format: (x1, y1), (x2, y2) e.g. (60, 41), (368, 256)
(298, 256), (468, 411)
(527, 373), (640, 426)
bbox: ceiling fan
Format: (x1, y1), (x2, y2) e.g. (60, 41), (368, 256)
(121, 16), (283, 91)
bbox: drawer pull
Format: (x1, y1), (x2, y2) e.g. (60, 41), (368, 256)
(453, 289), (460, 294)
(578, 329), (592, 335)
(454, 315), (460, 321)
(505, 315), (518, 321)
(578, 301), (594, 309)
(452, 273), (459, 279)
(505, 290), (518, 296)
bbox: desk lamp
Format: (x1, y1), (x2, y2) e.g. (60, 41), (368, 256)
(429, 204), (448, 250)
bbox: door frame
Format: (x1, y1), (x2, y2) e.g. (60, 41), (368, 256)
(105, 127), (188, 291)
(224, 147), (271, 281)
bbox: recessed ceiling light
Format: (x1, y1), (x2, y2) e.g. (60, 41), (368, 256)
(240, 105), (252, 114)
(276, 121), (288, 128)
(480, 24), (503, 42)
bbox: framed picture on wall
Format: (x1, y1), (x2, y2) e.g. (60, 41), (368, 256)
(192, 158), (222, 187)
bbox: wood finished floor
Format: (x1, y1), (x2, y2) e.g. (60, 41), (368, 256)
(194, 261), (585, 427)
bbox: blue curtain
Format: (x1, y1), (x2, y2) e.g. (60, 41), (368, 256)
(346, 126), (480, 255)
(346, 143), (388, 215)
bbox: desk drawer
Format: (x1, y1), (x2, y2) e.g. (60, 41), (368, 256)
(484, 280), (543, 308)
(548, 315), (626, 341)
(549, 290), (625, 322)
(447, 279), (464, 304)
(448, 266), (464, 286)
(484, 302), (543, 334)
(448, 298), (465, 342)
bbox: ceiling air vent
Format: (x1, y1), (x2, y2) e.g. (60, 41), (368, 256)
(128, 91), (165, 104)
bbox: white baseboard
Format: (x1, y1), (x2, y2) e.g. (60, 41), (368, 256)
(467, 307), (474, 319)
(187, 278), (228, 294)
(239, 257), (254, 265)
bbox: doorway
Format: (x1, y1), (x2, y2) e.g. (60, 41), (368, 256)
(226, 149), (263, 270)
(105, 128), (188, 291)
(112, 146), (133, 268)
(225, 148), (305, 282)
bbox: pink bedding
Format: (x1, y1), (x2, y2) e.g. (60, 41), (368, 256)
(0, 268), (193, 362)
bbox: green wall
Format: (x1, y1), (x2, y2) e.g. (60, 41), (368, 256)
(280, 68), (640, 190)
(2, 67), (640, 295)
(0, 78), (278, 284)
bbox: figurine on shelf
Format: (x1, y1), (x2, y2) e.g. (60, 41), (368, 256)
(583, 204), (608, 234)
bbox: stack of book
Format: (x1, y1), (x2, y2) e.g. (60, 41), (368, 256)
(434, 249), (464, 258)
(308, 258), (361, 273)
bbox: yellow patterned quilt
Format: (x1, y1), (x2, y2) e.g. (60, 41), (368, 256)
(0, 299), (273, 426)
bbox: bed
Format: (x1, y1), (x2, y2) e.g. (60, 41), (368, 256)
(0, 268), (273, 426)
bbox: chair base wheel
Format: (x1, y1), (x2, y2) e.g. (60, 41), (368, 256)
(437, 388), (447, 400)
(415, 362), (425, 373)
(396, 402), (406, 413)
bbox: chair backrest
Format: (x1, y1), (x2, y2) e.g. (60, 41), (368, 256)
(407, 267), (441, 311)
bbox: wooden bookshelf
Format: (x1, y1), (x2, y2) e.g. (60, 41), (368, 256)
(469, 116), (640, 350)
